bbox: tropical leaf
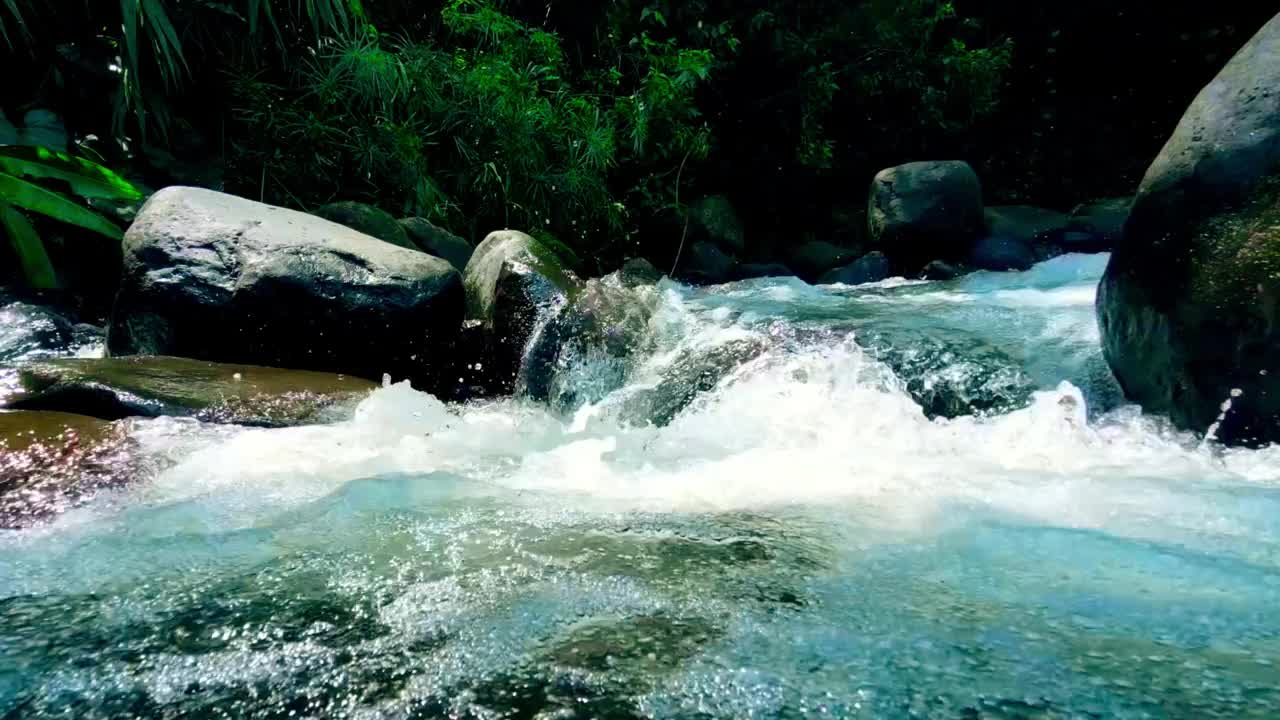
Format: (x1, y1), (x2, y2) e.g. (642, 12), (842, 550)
(0, 173), (124, 239)
(0, 145), (144, 201)
(0, 200), (57, 289)
(0, 0), (31, 48)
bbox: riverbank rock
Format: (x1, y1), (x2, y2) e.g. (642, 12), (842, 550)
(978, 205), (1068, 263)
(107, 187), (463, 387)
(734, 262), (793, 280)
(820, 252), (891, 285)
(968, 234), (1037, 271)
(464, 230), (581, 394)
(400, 218), (473, 271)
(920, 260), (965, 280)
(676, 241), (737, 285)
(5, 356), (377, 426)
(617, 258), (664, 287)
(1097, 12), (1280, 446)
(868, 161), (984, 270)
(313, 201), (415, 250)
(689, 194), (746, 254)
(785, 241), (857, 282)
(1064, 197), (1130, 252)
(0, 410), (133, 528)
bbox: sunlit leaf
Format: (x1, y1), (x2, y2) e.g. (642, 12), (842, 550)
(0, 200), (57, 289)
(0, 172), (124, 239)
(0, 145), (143, 201)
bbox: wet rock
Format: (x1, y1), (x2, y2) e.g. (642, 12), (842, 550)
(522, 272), (659, 407)
(399, 217), (473, 271)
(734, 262), (794, 280)
(820, 252), (891, 285)
(868, 160), (984, 270)
(968, 234), (1037, 271)
(464, 230), (581, 394)
(1064, 197), (1131, 252)
(5, 356), (376, 426)
(784, 240), (857, 282)
(983, 205), (1069, 248)
(616, 258), (663, 287)
(676, 241), (737, 285)
(0, 410), (133, 528)
(107, 187), (463, 388)
(689, 194), (746, 253)
(1097, 12), (1280, 446)
(312, 201), (415, 249)
(920, 260), (965, 281)
(619, 338), (771, 426)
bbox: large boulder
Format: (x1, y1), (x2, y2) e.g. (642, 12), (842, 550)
(819, 252), (891, 285)
(868, 160), (984, 270)
(1097, 13), (1280, 446)
(400, 217), (474, 271)
(107, 187), (463, 387)
(5, 356), (376, 427)
(463, 230), (581, 393)
(312, 201), (415, 250)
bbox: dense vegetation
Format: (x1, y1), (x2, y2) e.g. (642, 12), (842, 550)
(1, 1), (1276, 277)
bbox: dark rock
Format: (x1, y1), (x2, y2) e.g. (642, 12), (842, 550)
(868, 160), (984, 270)
(107, 187), (463, 388)
(734, 263), (794, 280)
(819, 252), (892, 285)
(619, 338), (771, 426)
(983, 205), (1069, 248)
(1064, 197), (1131, 251)
(400, 218), (473, 271)
(920, 260), (965, 281)
(313, 201), (415, 250)
(690, 194), (746, 253)
(785, 241), (857, 282)
(1097, 12), (1280, 446)
(463, 230), (581, 394)
(968, 235), (1037, 271)
(0, 410), (133, 528)
(5, 356), (377, 426)
(676, 241), (737, 285)
(617, 258), (663, 287)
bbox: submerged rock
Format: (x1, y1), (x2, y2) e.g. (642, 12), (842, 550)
(868, 160), (984, 270)
(5, 356), (376, 426)
(399, 217), (473, 271)
(313, 201), (415, 249)
(464, 230), (581, 394)
(107, 187), (463, 387)
(0, 410), (133, 528)
(820, 252), (891, 285)
(1097, 12), (1280, 446)
(616, 257), (664, 287)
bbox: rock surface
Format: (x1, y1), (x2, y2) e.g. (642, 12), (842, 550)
(1065, 198), (1130, 252)
(968, 234), (1037, 271)
(1097, 12), (1280, 446)
(5, 356), (377, 426)
(464, 230), (581, 393)
(676, 241), (737, 285)
(400, 217), (474, 271)
(689, 194), (746, 253)
(734, 263), (794, 280)
(819, 252), (891, 285)
(0, 410), (132, 528)
(107, 187), (463, 386)
(313, 201), (415, 249)
(868, 160), (984, 270)
(982, 206), (1068, 255)
(785, 241), (857, 282)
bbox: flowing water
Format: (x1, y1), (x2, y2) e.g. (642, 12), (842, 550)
(2, 254), (1279, 719)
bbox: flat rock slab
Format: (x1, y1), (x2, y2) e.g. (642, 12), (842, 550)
(5, 356), (377, 427)
(0, 410), (132, 528)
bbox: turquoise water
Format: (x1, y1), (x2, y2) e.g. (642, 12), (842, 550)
(2, 254), (1279, 719)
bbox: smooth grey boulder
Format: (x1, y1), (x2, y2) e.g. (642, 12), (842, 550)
(107, 187), (463, 386)
(463, 230), (581, 393)
(868, 160), (984, 270)
(400, 217), (474, 271)
(1097, 12), (1280, 446)
(313, 201), (415, 250)
(819, 252), (891, 285)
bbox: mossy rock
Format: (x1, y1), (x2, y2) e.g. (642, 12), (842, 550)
(313, 201), (415, 250)
(0, 410), (133, 528)
(5, 356), (377, 427)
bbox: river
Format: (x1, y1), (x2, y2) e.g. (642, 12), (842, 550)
(2, 253), (1278, 718)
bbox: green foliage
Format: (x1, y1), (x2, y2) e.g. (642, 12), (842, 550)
(0, 145), (141, 288)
